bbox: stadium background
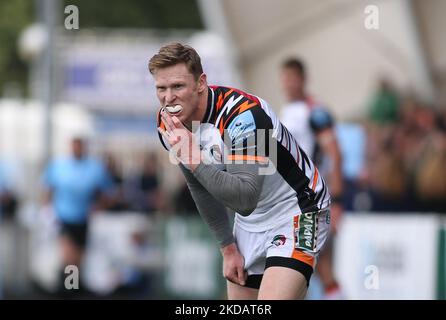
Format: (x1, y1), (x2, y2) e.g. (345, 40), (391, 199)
(0, 0), (446, 299)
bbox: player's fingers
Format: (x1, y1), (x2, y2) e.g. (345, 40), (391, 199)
(237, 266), (247, 286)
(158, 127), (181, 147)
(226, 275), (239, 286)
(158, 127), (170, 141)
(223, 267), (237, 284)
(171, 116), (185, 129)
(170, 134), (181, 146)
(161, 109), (175, 132)
(161, 115), (172, 133)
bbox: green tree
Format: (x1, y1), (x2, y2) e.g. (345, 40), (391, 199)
(0, 0), (33, 97)
(63, 0), (203, 29)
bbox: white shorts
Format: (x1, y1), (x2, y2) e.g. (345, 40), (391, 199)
(234, 208), (331, 289)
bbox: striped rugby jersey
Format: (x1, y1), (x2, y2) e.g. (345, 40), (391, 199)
(157, 85), (331, 232)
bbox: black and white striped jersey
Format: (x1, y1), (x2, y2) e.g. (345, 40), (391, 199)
(158, 85), (331, 231)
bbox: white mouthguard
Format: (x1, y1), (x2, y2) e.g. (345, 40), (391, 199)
(165, 104), (183, 114)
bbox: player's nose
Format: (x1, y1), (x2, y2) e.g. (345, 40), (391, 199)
(165, 89), (176, 104)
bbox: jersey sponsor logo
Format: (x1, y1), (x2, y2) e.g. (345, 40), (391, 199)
(296, 212), (317, 252)
(272, 235), (286, 246)
(232, 131), (255, 147)
(227, 111), (256, 147)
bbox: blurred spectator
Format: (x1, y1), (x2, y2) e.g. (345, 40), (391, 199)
(0, 188), (18, 221)
(110, 229), (156, 299)
(368, 78), (400, 125)
(104, 154), (130, 212)
(411, 106), (446, 212)
(42, 137), (111, 297)
(173, 179), (198, 215)
(364, 91), (446, 212)
(0, 161), (18, 220)
(335, 122), (369, 212)
(368, 142), (407, 211)
(126, 153), (165, 214)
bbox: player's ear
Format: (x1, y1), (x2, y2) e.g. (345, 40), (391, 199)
(197, 73), (207, 93)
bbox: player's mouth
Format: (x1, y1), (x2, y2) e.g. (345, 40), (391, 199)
(164, 104), (183, 116)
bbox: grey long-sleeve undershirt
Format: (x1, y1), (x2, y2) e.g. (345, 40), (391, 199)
(179, 162), (264, 248)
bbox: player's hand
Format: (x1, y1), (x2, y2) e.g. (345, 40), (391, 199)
(221, 242), (247, 286)
(158, 109), (201, 170)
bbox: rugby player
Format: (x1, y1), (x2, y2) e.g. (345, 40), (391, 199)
(150, 43), (331, 300)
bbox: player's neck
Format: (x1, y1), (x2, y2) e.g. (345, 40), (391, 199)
(196, 87), (209, 121)
(188, 86), (209, 131)
(290, 90), (306, 102)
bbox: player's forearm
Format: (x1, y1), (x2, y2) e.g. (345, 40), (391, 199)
(189, 186), (235, 247)
(192, 162), (264, 216)
(318, 130), (344, 199)
(180, 164), (235, 247)
(327, 144), (344, 199)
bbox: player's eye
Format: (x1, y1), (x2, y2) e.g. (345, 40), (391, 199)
(174, 84), (184, 89)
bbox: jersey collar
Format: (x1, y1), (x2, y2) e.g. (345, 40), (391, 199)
(201, 87), (216, 124)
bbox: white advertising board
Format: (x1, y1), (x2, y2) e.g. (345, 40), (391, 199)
(335, 214), (439, 299)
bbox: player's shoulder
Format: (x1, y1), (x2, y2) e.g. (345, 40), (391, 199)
(209, 85), (233, 96)
(211, 85), (268, 133)
(210, 85), (261, 106)
(224, 104), (273, 143)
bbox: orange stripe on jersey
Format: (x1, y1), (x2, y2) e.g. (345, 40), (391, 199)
(238, 100), (257, 114)
(223, 105), (243, 129)
(292, 249), (315, 267)
(216, 93), (224, 111)
(224, 89), (234, 99)
(219, 103), (244, 135)
(294, 215), (299, 229)
(311, 168), (319, 191)
(219, 118), (225, 135)
(156, 109), (166, 130)
(227, 155), (268, 164)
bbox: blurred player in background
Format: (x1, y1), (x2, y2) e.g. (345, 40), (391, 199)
(42, 137), (111, 296)
(279, 58), (344, 299)
(150, 43), (332, 300)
